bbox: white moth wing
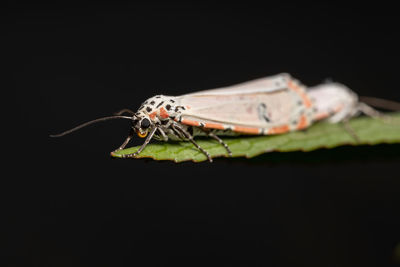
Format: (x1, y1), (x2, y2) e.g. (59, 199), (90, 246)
(183, 73), (290, 96)
(177, 89), (303, 128)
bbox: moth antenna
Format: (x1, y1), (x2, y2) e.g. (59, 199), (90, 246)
(50, 115), (133, 137)
(359, 96), (400, 111)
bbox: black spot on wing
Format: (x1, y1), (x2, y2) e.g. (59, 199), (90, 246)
(166, 104), (171, 111)
(161, 119), (169, 125)
(146, 107), (152, 112)
(257, 103), (270, 122)
(170, 99), (175, 103)
(150, 101), (155, 105)
(156, 101), (164, 108)
(174, 106), (185, 112)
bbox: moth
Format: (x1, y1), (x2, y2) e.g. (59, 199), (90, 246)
(51, 73), (384, 162)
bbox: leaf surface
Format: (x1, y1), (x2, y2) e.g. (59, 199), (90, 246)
(111, 113), (400, 162)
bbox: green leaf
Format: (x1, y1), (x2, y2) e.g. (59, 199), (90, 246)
(111, 113), (400, 162)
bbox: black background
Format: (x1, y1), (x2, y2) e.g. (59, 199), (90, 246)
(6, 2), (400, 266)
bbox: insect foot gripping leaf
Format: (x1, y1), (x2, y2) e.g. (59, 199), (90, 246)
(111, 112), (400, 162)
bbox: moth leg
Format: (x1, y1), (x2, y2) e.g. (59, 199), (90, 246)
(156, 127), (168, 141)
(121, 127), (157, 158)
(357, 102), (383, 118)
(200, 129), (232, 157)
(356, 102), (398, 124)
(341, 119), (361, 143)
(340, 102), (386, 143)
(172, 123), (213, 162)
(358, 102), (400, 126)
(172, 127), (186, 140)
(112, 128), (135, 153)
(114, 108), (136, 116)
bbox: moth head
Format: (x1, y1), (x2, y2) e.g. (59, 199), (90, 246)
(132, 115), (152, 138)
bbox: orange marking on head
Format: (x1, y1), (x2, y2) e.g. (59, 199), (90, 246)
(159, 107), (169, 119)
(233, 126), (260, 134)
(204, 122), (225, 130)
(296, 115), (308, 130)
(268, 125), (290, 134)
(288, 80), (312, 108)
(181, 119), (201, 127)
(149, 112), (157, 120)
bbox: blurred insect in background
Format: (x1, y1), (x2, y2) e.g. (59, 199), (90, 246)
(51, 73), (397, 162)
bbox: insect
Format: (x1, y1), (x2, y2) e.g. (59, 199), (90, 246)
(51, 73), (384, 162)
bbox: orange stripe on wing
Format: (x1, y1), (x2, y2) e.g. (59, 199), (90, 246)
(204, 122), (226, 130)
(233, 126), (260, 134)
(314, 112), (329, 121)
(314, 105), (343, 121)
(181, 119), (201, 127)
(296, 115), (308, 130)
(288, 80), (313, 108)
(268, 125), (290, 134)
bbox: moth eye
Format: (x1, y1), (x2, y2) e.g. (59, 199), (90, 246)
(140, 118), (151, 129)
